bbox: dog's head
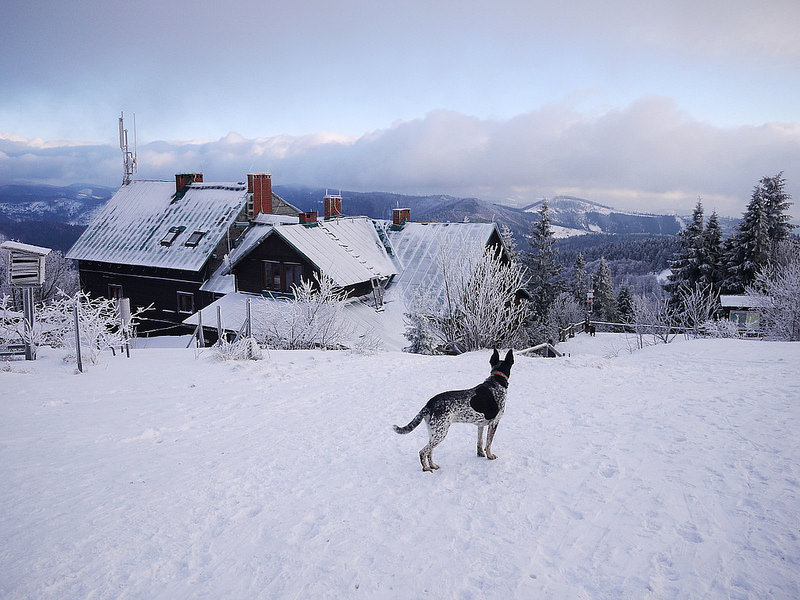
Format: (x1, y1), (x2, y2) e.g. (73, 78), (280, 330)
(490, 348), (514, 380)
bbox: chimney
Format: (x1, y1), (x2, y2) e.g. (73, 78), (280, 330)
(248, 173), (273, 217)
(299, 211), (318, 224)
(324, 193), (342, 219)
(175, 173), (203, 194)
(392, 208), (411, 227)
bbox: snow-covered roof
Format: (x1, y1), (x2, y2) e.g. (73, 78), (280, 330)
(720, 294), (767, 308)
(383, 221), (501, 302)
(66, 180), (249, 271)
(1, 241), (52, 256)
(273, 218), (397, 288)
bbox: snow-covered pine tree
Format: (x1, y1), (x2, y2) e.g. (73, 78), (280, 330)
(724, 183), (772, 293)
(617, 285), (634, 323)
(593, 257), (617, 322)
(667, 198), (705, 299)
(499, 224), (519, 262)
(571, 252), (588, 305)
(525, 200), (562, 320)
(697, 210), (724, 295)
(761, 172), (795, 260)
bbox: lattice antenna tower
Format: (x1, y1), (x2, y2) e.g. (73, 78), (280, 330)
(119, 111), (137, 185)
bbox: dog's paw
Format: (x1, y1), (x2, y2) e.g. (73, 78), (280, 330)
(486, 453), (497, 460)
(477, 448), (486, 457)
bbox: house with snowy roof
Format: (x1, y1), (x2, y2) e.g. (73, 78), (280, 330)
(66, 173), (300, 332)
(184, 201), (509, 350)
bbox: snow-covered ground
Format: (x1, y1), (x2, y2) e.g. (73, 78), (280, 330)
(2, 334), (799, 599)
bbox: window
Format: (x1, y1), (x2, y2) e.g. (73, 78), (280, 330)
(161, 226), (185, 246)
(184, 230), (205, 247)
(177, 291), (194, 314)
(108, 284), (123, 299)
(262, 261), (304, 292)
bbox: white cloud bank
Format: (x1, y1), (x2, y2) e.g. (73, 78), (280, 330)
(2, 97), (799, 218)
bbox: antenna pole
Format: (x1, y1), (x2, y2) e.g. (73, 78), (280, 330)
(119, 111), (137, 185)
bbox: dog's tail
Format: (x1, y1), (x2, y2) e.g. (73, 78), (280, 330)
(393, 408), (426, 434)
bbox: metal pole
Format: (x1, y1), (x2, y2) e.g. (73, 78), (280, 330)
(217, 305), (223, 342)
(74, 303), (83, 373)
(246, 298), (252, 338)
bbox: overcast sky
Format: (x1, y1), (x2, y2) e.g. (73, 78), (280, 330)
(1, 0), (799, 218)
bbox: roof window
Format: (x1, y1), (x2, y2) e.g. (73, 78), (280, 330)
(184, 230), (206, 247)
(160, 226), (185, 246)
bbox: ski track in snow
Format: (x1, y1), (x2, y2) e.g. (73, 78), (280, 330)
(1, 336), (799, 599)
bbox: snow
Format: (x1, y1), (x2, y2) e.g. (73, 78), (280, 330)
(2, 335), (799, 599)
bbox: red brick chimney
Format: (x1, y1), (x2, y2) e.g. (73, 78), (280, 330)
(248, 174), (273, 217)
(324, 193), (342, 219)
(299, 211), (318, 224)
(175, 173), (203, 194)
(392, 208), (411, 226)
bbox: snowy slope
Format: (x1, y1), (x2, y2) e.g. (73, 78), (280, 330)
(1, 336), (799, 599)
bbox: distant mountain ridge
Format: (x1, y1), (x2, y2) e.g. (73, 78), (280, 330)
(523, 196), (683, 236)
(0, 183), (114, 225)
(1, 182), (735, 252)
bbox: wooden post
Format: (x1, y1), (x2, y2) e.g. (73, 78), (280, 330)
(246, 298), (252, 338)
(22, 287), (35, 360)
(74, 303), (83, 373)
(198, 310), (205, 347)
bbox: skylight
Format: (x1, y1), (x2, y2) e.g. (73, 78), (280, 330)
(160, 226), (185, 246)
(184, 231), (206, 247)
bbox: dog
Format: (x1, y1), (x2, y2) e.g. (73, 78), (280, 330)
(393, 349), (514, 472)
(588, 325), (596, 336)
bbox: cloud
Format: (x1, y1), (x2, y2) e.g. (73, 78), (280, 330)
(2, 97), (799, 218)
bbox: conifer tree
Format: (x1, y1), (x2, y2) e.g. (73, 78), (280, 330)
(617, 285), (634, 323)
(761, 172), (795, 257)
(667, 198), (705, 297)
(697, 210), (724, 294)
(571, 252), (588, 305)
(593, 258), (616, 322)
(725, 183), (772, 293)
(525, 200), (562, 320)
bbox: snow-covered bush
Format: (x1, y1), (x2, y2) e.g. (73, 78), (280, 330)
(37, 291), (146, 365)
(700, 319), (741, 338)
(746, 258), (800, 341)
(404, 245), (526, 354)
(253, 273), (353, 350)
(672, 283), (720, 336)
(0, 294), (23, 346)
(213, 337), (263, 361)
(631, 295), (678, 347)
(547, 292), (584, 334)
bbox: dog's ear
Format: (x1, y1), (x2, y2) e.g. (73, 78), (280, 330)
(505, 348), (514, 365)
(490, 348), (500, 366)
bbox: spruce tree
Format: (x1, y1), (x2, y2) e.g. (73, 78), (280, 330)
(525, 200), (562, 320)
(698, 210), (724, 294)
(761, 172), (795, 256)
(617, 285), (634, 322)
(667, 198), (705, 297)
(725, 183), (772, 293)
(571, 252), (588, 305)
(593, 258), (616, 322)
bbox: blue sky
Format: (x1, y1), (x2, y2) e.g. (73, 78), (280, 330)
(1, 0), (799, 218)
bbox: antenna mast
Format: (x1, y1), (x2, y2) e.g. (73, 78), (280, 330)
(119, 111), (137, 185)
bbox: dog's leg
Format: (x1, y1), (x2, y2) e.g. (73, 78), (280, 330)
(484, 421), (499, 460)
(419, 447), (432, 472)
(477, 426), (486, 457)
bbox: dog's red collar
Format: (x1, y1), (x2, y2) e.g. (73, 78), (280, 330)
(491, 370), (508, 381)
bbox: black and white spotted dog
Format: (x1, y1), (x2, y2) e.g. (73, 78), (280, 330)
(393, 349), (514, 472)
